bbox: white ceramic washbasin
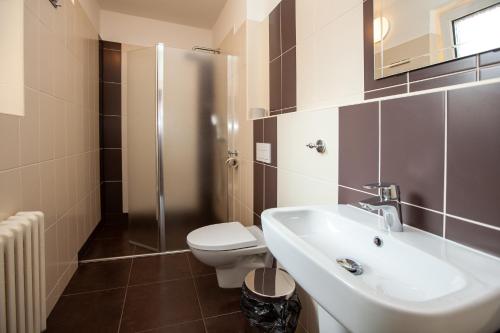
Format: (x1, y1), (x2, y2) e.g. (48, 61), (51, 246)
(261, 205), (500, 333)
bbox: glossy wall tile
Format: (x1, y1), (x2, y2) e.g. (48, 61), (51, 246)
(0, 0), (101, 315)
(338, 83), (500, 257)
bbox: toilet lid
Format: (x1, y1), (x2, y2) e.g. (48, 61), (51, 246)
(187, 222), (258, 251)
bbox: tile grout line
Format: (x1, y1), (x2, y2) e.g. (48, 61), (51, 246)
(186, 254), (208, 333)
(117, 257), (133, 333)
(203, 310), (242, 321)
(443, 92), (448, 238)
(62, 286), (126, 298)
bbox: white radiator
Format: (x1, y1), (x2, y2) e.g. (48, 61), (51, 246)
(0, 212), (46, 333)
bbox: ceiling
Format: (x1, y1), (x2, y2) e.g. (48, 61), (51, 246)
(98, 0), (228, 29)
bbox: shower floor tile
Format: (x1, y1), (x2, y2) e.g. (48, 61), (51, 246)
(47, 252), (262, 332)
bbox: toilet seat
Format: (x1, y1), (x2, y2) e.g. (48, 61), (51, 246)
(187, 222), (258, 251)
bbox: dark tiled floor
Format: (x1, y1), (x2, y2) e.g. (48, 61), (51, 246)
(80, 213), (222, 260)
(47, 252), (263, 333)
(79, 219), (155, 260)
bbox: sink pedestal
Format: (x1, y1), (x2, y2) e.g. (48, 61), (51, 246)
(316, 302), (349, 333)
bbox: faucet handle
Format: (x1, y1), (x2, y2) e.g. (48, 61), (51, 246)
(363, 182), (400, 201)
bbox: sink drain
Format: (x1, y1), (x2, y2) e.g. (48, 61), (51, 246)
(336, 258), (363, 275)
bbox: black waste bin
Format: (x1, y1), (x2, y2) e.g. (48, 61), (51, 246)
(241, 268), (301, 333)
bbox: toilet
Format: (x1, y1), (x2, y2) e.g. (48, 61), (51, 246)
(187, 222), (273, 288)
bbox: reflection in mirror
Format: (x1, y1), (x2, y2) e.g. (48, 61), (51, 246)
(374, 0), (500, 79)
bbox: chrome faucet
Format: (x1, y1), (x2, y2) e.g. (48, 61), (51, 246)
(358, 183), (404, 232)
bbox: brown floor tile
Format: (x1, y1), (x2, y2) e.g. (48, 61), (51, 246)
(92, 223), (129, 240)
(63, 259), (131, 295)
(120, 278), (202, 333)
(205, 312), (261, 333)
(133, 245), (156, 255)
(47, 288), (125, 333)
(187, 252), (215, 277)
(129, 253), (191, 285)
(143, 320), (205, 333)
(195, 275), (242, 318)
(80, 237), (135, 260)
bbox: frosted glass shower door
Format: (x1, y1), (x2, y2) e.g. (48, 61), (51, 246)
(159, 47), (230, 251)
(127, 46), (159, 251)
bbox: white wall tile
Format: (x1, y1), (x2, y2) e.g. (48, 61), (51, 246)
(314, 5), (364, 108)
(277, 108), (339, 183)
(20, 164), (41, 211)
(277, 168), (338, 207)
(24, 5), (40, 90)
(0, 114), (20, 171)
(39, 93), (56, 161)
(20, 88), (40, 165)
(297, 3), (365, 111)
(44, 224), (58, 295)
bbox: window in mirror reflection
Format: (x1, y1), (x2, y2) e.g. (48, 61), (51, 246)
(453, 3), (500, 57)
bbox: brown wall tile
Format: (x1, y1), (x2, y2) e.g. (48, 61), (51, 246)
(282, 48), (297, 109)
(409, 70), (476, 92)
(339, 102), (379, 192)
(479, 65), (500, 81)
(446, 217), (500, 257)
(409, 56), (477, 82)
(364, 85), (407, 100)
(102, 149), (122, 181)
(479, 49), (500, 67)
(102, 182), (123, 214)
(270, 58), (282, 112)
(102, 116), (122, 148)
(264, 166), (277, 209)
(338, 187), (373, 204)
(402, 204), (443, 236)
(381, 93), (445, 211)
(253, 163), (264, 217)
(269, 4), (281, 61)
(102, 49), (121, 83)
(102, 83), (121, 116)
(447, 83), (500, 227)
(281, 0), (296, 53)
(264, 117), (278, 167)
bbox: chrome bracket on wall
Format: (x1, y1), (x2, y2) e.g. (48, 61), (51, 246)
(306, 140), (327, 153)
(49, 0), (61, 8)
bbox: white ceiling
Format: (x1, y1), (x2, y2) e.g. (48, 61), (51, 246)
(98, 0), (228, 29)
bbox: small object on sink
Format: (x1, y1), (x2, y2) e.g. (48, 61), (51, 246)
(336, 258), (364, 275)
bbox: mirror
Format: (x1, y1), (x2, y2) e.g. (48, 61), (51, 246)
(374, 0), (500, 79)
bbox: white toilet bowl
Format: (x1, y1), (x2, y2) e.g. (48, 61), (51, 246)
(187, 222), (272, 288)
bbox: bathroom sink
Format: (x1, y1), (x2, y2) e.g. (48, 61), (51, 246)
(261, 205), (500, 333)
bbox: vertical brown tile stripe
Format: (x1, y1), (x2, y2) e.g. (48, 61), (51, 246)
(269, 0), (296, 115)
(99, 40), (124, 218)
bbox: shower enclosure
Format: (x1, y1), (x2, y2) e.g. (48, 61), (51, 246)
(127, 44), (236, 252)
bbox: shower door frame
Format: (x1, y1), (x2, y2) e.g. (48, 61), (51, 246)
(156, 43), (167, 251)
